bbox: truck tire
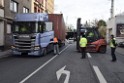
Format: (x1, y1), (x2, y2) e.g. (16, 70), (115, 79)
(99, 46), (106, 53)
(42, 48), (47, 56)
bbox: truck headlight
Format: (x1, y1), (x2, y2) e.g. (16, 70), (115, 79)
(11, 46), (15, 49)
(34, 46), (40, 50)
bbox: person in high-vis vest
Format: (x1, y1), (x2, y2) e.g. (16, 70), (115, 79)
(88, 32), (94, 37)
(53, 37), (59, 55)
(79, 34), (87, 59)
(110, 35), (117, 62)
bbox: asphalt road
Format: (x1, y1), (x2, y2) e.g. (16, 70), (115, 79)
(89, 47), (124, 83)
(0, 42), (124, 83)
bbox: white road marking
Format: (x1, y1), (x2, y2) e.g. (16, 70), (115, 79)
(87, 53), (92, 58)
(56, 65), (70, 83)
(93, 66), (107, 83)
(19, 45), (71, 83)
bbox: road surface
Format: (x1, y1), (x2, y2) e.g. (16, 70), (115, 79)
(0, 43), (124, 83)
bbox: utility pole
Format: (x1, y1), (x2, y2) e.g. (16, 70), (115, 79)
(66, 16), (68, 26)
(110, 0), (114, 18)
(76, 18), (81, 50)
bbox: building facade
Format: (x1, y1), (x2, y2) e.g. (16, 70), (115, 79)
(31, 0), (54, 13)
(107, 13), (124, 43)
(0, 0), (4, 50)
(46, 0), (54, 13)
(31, 0), (45, 13)
(4, 0), (31, 49)
(2, 0), (54, 49)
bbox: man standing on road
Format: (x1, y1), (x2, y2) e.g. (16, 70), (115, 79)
(110, 35), (117, 62)
(53, 37), (59, 55)
(79, 34), (87, 59)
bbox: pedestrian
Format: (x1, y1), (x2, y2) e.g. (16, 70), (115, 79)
(88, 32), (94, 42)
(79, 34), (87, 59)
(53, 37), (59, 55)
(88, 32), (94, 37)
(110, 35), (117, 62)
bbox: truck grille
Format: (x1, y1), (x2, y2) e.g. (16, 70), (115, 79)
(14, 36), (35, 52)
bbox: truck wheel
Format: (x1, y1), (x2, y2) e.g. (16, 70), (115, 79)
(99, 46), (106, 53)
(42, 48), (47, 56)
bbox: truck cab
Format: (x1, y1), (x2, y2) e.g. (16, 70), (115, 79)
(11, 13), (54, 56)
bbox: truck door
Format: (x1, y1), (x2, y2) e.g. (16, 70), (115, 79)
(38, 22), (54, 48)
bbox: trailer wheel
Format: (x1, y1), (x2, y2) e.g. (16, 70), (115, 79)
(99, 46), (106, 53)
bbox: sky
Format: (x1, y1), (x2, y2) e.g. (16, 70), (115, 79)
(54, 0), (124, 29)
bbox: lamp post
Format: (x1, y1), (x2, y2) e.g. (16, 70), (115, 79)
(110, 0), (114, 18)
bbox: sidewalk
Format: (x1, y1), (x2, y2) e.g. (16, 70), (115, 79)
(0, 50), (11, 58)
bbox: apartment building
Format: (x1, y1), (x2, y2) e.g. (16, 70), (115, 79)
(46, 0), (54, 14)
(31, 0), (54, 13)
(0, 0), (4, 50)
(31, 0), (45, 13)
(4, 0), (31, 49)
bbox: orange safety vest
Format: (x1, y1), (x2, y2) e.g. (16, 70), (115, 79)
(54, 37), (58, 43)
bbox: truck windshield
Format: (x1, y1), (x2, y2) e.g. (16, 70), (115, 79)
(12, 22), (36, 34)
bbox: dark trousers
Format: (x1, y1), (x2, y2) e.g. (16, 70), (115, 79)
(111, 47), (116, 61)
(81, 47), (86, 58)
(54, 44), (59, 55)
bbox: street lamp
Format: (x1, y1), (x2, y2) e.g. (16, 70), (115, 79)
(109, 0), (114, 18)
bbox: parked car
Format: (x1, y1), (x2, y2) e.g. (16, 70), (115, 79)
(118, 41), (124, 47)
(68, 38), (74, 44)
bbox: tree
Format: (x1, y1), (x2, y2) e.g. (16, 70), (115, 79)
(98, 26), (106, 38)
(84, 21), (90, 27)
(66, 24), (75, 32)
(97, 20), (107, 38)
(91, 19), (98, 27)
(97, 20), (106, 28)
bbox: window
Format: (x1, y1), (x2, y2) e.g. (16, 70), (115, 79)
(23, 7), (29, 13)
(10, 0), (18, 12)
(38, 9), (41, 13)
(38, 22), (46, 33)
(34, 7), (37, 13)
(0, 0), (4, 7)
